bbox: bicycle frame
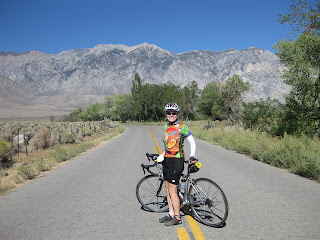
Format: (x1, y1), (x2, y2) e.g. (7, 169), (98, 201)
(138, 153), (229, 226)
(142, 153), (204, 207)
(178, 174), (206, 207)
(178, 175), (192, 205)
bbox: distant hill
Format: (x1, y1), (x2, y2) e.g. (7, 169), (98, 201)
(0, 43), (289, 119)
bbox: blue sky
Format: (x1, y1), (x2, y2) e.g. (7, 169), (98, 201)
(1, 0), (293, 54)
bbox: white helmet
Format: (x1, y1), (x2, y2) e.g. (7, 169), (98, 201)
(164, 103), (180, 112)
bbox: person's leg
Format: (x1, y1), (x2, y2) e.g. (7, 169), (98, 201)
(164, 182), (182, 226)
(165, 181), (174, 217)
(160, 157), (183, 225)
(159, 180), (175, 223)
(166, 182), (180, 217)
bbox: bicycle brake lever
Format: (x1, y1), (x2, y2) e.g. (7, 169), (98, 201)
(141, 163), (146, 174)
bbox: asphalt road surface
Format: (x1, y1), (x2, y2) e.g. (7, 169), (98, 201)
(0, 125), (319, 240)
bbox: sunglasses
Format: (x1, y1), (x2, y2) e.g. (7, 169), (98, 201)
(166, 111), (178, 116)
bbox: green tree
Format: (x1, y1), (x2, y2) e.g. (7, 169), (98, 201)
(114, 94), (134, 122)
(274, 0), (320, 136)
(63, 107), (85, 122)
(50, 115), (55, 122)
(220, 75), (251, 122)
(161, 82), (183, 107)
(144, 84), (167, 121)
(131, 73), (144, 121)
(102, 96), (118, 120)
(181, 81), (200, 120)
(197, 81), (223, 120)
(242, 98), (284, 133)
(280, 0), (320, 35)
(131, 74), (183, 121)
(85, 103), (104, 121)
(136, 83), (160, 121)
(198, 76), (250, 121)
(274, 33), (320, 135)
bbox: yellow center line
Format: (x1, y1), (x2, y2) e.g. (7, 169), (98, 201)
(186, 216), (206, 240)
(145, 126), (162, 154)
(177, 227), (190, 240)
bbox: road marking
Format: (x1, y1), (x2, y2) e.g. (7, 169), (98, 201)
(186, 216), (205, 240)
(177, 227), (190, 240)
(145, 126), (206, 240)
(145, 126), (162, 154)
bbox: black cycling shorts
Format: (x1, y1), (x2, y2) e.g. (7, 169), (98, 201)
(162, 157), (184, 185)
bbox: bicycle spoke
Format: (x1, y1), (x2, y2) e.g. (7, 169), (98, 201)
(136, 175), (169, 212)
(188, 178), (228, 227)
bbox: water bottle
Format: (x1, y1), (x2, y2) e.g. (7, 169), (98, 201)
(180, 178), (186, 194)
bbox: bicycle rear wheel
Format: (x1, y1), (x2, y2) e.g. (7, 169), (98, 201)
(136, 175), (169, 212)
(188, 177), (228, 227)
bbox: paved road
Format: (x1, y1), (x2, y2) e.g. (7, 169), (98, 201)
(0, 125), (319, 240)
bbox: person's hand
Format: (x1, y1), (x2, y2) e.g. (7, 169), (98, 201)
(156, 154), (164, 163)
(188, 156), (197, 164)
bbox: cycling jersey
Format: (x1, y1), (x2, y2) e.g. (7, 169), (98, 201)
(163, 122), (192, 158)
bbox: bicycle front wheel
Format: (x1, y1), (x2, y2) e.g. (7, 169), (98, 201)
(136, 175), (169, 212)
(188, 177), (228, 227)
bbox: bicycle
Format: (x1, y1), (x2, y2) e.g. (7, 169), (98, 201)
(136, 153), (229, 227)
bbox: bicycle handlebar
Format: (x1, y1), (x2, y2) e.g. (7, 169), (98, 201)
(146, 153), (159, 161)
(140, 153), (160, 175)
(140, 163), (157, 175)
(141, 153), (199, 176)
(184, 158), (199, 163)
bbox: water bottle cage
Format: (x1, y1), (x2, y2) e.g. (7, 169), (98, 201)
(179, 180), (186, 193)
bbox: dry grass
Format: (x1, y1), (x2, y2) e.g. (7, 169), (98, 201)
(188, 121), (320, 181)
(0, 126), (125, 196)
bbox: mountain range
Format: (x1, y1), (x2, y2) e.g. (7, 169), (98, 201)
(0, 43), (289, 120)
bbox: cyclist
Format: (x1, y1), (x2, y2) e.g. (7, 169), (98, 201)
(157, 103), (197, 226)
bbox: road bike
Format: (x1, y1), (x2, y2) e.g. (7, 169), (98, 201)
(136, 153), (229, 227)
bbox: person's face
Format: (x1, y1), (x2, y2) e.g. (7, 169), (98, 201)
(166, 111), (178, 123)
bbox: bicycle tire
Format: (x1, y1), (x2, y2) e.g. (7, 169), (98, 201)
(188, 177), (228, 227)
(136, 175), (169, 212)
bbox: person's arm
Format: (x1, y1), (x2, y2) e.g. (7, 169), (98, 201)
(187, 135), (196, 158)
(157, 124), (167, 162)
(156, 151), (165, 162)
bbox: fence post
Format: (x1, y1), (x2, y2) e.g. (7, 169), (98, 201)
(17, 128), (20, 158)
(11, 131), (14, 161)
(24, 133), (28, 157)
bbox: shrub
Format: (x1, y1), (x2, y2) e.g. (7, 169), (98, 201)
(52, 146), (68, 162)
(0, 168), (8, 192)
(76, 132), (84, 143)
(189, 121), (320, 181)
(49, 133), (60, 146)
(13, 173), (22, 184)
(29, 128), (51, 150)
(33, 158), (52, 172)
(18, 165), (36, 180)
(61, 133), (75, 144)
(29, 136), (40, 151)
(0, 168), (7, 177)
(83, 127), (93, 136)
(0, 182), (8, 195)
(0, 141), (12, 165)
(38, 128), (50, 149)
